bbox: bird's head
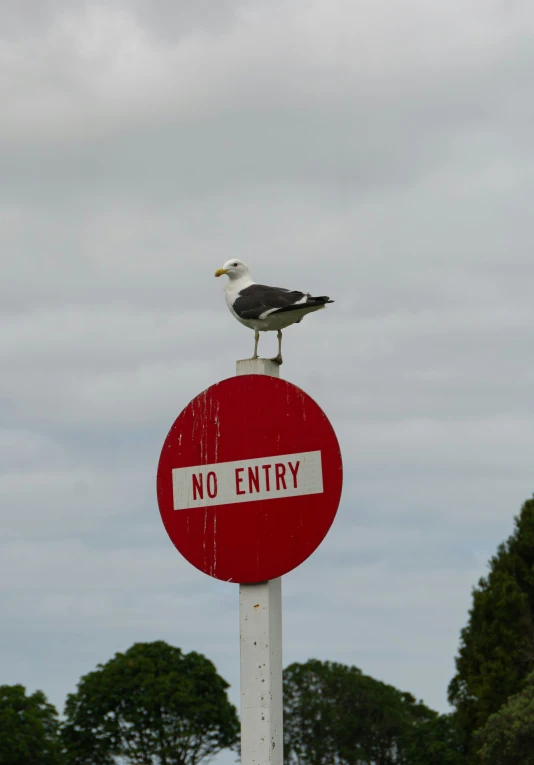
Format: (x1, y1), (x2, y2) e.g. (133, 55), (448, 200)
(214, 259), (250, 280)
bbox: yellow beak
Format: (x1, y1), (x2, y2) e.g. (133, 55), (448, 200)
(214, 268), (228, 277)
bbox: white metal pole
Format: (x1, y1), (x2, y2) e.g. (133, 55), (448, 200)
(236, 357), (283, 765)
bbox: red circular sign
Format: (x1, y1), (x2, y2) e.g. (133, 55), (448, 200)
(157, 375), (342, 583)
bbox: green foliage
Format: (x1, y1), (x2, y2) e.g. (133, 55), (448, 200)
(0, 684), (63, 765)
(283, 659), (464, 764)
(475, 670), (534, 764)
(62, 640), (239, 765)
(401, 713), (465, 765)
(448, 496), (534, 759)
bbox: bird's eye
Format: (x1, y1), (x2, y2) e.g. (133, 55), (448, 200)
(233, 262), (238, 267)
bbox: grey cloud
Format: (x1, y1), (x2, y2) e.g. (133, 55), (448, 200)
(1, 4), (534, 763)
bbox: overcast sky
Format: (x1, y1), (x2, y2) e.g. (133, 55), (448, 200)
(2, 1), (534, 763)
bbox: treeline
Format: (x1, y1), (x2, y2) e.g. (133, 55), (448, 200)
(0, 649), (461, 765)
(3, 495), (534, 764)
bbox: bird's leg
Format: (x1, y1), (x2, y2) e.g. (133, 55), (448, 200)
(252, 330), (260, 359)
(271, 330), (283, 365)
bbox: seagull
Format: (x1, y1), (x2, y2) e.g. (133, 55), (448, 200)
(214, 259), (334, 364)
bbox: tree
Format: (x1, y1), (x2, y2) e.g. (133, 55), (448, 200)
(283, 659), (463, 764)
(400, 712), (465, 765)
(448, 496), (534, 759)
(62, 641), (239, 765)
(0, 684), (63, 765)
(475, 670), (534, 764)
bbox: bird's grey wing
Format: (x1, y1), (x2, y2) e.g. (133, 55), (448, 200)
(233, 284), (307, 320)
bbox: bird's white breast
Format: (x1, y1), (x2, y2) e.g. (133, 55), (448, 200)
(224, 277), (265, 329)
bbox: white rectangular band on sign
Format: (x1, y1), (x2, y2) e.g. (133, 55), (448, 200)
(172, 450), (323, 511)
